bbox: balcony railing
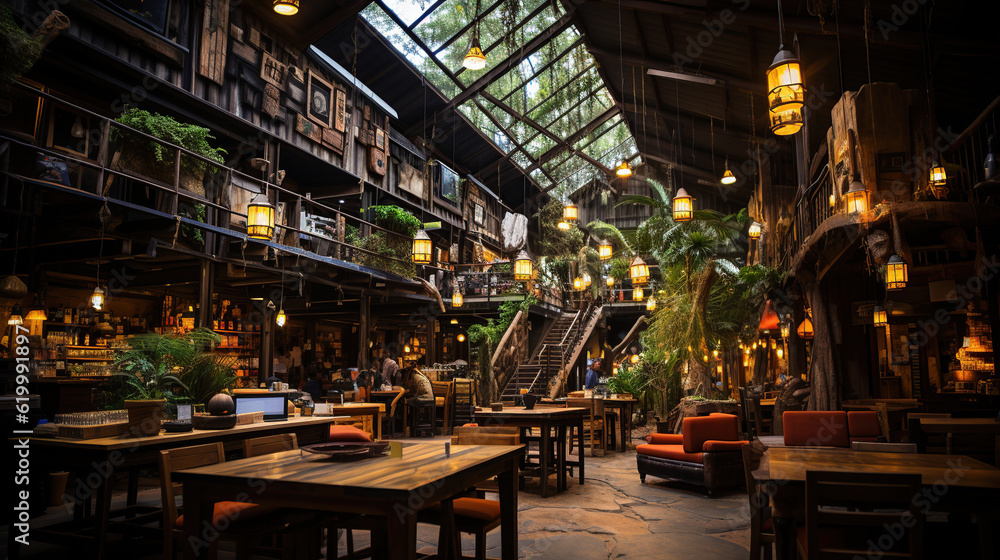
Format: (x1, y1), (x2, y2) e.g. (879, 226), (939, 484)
(2, 84), (445, 280)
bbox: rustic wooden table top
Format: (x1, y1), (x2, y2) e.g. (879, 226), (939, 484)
(475, 406), (587, 419)
(176, 442), (523, 494)
(757, 446), (1000, 489)
(915, 417), (1000, 431)
(24, 415), (342, 451)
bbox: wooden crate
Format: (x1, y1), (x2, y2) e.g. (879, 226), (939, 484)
(57, 422), (128, 440)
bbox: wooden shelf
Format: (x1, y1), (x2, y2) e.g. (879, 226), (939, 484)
(66, 357), (111, 362)
(215, 329), (261, 335)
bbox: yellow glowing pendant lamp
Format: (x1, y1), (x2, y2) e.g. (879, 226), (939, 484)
(721, 164), (736, 185)
(929, 161), (948, 199)
(557, 221), (571, 230)
(646, 297), (656, 311)
(886, 255), (908, 290)
(780, 322), (790, 339)
(633, 286), (644, 301)
(275, 308), (286, 327)
(845, 179), (869, 214)
(748, 221), (762, 240)
(765, 0), (805, 136)
(7, 306), (23, 326)
(90, 286), (105, 311)
(273, 0), (299, 15)
(563, 204), (578, 221)
(605, 276), (615, 287)
(598, 241), (613, 260)
(582, 273), (591, 288)
(873, 306), (888, 327)
(463, 31), (487, 71)
(616, 160), (632, 178)
(452, 290), (464, 308)
(573, 277), (583, 290)
(412, 229), (432, 264)
(457, 333), (466, 343)
(629, 256), (650, 285)
(514, 249), (534, 281)
(247, 193), (276, 240)
(672, 188), (693, 222)
(797, 314), (814, 339)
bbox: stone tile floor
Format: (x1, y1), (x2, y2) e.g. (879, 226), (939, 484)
(3, 438), (753, 559)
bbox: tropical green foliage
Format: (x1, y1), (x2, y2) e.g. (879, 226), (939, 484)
(0, 5), (41, 88)
(114, 108), (226, 173)
(345, 224), (417, 277)
(467, 296), (536, 346)
(535, 200), (583, 258)
(103, 329), (236, 407)
(365, 205), (423, 237)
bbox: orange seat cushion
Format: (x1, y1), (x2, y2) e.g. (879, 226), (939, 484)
(682, 414), (739, 453)
(646, 433), (683, 445)
(435, 397), (446, 406)
(328, 425), (372, 442)
(847, 411), (881, 438)
(702, 440), (750, 452)
(430, 497), (500, 523)
(175, 501), (270, 528)
(783, 411), (849, 448)
(636, 443), (704, 464)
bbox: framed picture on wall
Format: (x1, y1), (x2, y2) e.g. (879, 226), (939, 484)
(307, 71), (334, 128)
(335, 89), (347, 132)
(260, 52), (287, 87)
(474, 203), (485, 226)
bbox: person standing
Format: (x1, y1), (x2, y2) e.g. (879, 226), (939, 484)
(585, 358), (602, 389)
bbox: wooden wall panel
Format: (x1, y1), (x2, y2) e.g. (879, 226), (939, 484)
(199, 0), (229, 85)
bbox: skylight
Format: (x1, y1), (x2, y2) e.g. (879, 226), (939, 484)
(361, 0), (639, 197)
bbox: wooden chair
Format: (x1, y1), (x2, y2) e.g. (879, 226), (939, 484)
(422, 426), (519, 560)
(452, 378), (476, 427)
(243, 433), (297, 457)
(741, 445), (774, 560)
(906, 413), (952, 453)
(797, 471), (924, 560)
(432, 380), (454, 435)
(159, 442), (286, 560)
(567, 397), (606, 456)
(371, 389), (404, 438)
(242, 434), (373, 560)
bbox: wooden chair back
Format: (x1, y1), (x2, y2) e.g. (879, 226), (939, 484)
(432, 381), (455, 434)
(740, 387), (764, 440)
(741, 444), (774, 558)
(873, 402), (891, 442)
(567, 397), (606, 453)
(452, 425), (520, 446)
(243, 433), (298, 457)
(905, 412), (951, 422)
(159, 442), (226, 559)
(804, 471), (923, 560)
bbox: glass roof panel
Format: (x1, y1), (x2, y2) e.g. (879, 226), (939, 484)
(363, 0), (639, 193)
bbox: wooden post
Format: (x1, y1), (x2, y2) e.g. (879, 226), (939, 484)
(357, 291), (370, 371)
(260, 305), (274, 386)
(196, 259), (214, 328)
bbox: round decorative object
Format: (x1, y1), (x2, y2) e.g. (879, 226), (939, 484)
(192, 414), (237, 430)
(207, 393), (235, 416)
(0, 275), (27, 299)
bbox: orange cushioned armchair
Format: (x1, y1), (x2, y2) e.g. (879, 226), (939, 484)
(636, 413), (748, 496)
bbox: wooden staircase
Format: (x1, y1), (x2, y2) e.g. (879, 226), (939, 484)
(500, 304), (601, 400)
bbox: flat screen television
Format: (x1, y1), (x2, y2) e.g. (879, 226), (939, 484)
(233, 393), (288, 421)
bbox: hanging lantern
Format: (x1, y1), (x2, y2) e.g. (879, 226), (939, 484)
(780, 322), (790, 339)
(582, 273), (592, 288)
(598, 242), (613, 260)
(412, 229), (432, 264)
(457, 333), (466, 343)
(404, 345), (411, 353)
(272, 0), (299, 15)
(646, 297), (656, 311)
(758, 300), (780, 332)
(450, 318), (459, 324)
(873, 306), (888, 327)
(886, 255), (908, 290)
(0, 275), (27, 299)
(557, 221), (571, 230)
(721, 167), (736, 185)
(769, 107), (804, 136)
(616, 160), (632, 178)
(766, 45), (805, 135)
(845, 180), (869, 214)
(7, 306), (23, 326)
(452, 291), (464, 308)
(90, 286), (105, 311)
(797, 315), (814, 339)
(748, 221), (762, 240)
(776, 347), (784, 359)
(629, 256), (650, 285)
(605, 276), (615, 287)
(633, 286), (644, 301)
(563, 204), (578, 221)
(672, 188), (693, 222)
(463, 32), (487, 71)
(513, 250), (534, 281)
(25, 308), (47, 322)
(275, 309), (286, 327)
(573, 277), (583, 290)
(630, 354), (640, 364)
(929, 161), (948, 199)
(246, 194), (276, 240)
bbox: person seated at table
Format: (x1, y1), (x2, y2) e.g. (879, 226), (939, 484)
(400, 366), (434, 406)
(585, 358), (602, 389)
(302, 374), (324, 403)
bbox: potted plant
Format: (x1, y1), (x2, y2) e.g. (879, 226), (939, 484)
(111, 328), (228, 436)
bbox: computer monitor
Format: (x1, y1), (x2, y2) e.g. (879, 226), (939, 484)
(233, 393), (288, 421)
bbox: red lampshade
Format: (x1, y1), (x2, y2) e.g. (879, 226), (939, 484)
(758, 300), (780, 331)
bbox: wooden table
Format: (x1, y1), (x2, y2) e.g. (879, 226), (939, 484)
(175, 442), (524, 560)
(755, 446), (1000, 560)
(909, 417), (1000, 462)
(553, 397), (638, 452)
(474, 407), (585, 497)
(317, 402), (384, 439)
(7, 416), (341, 560)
